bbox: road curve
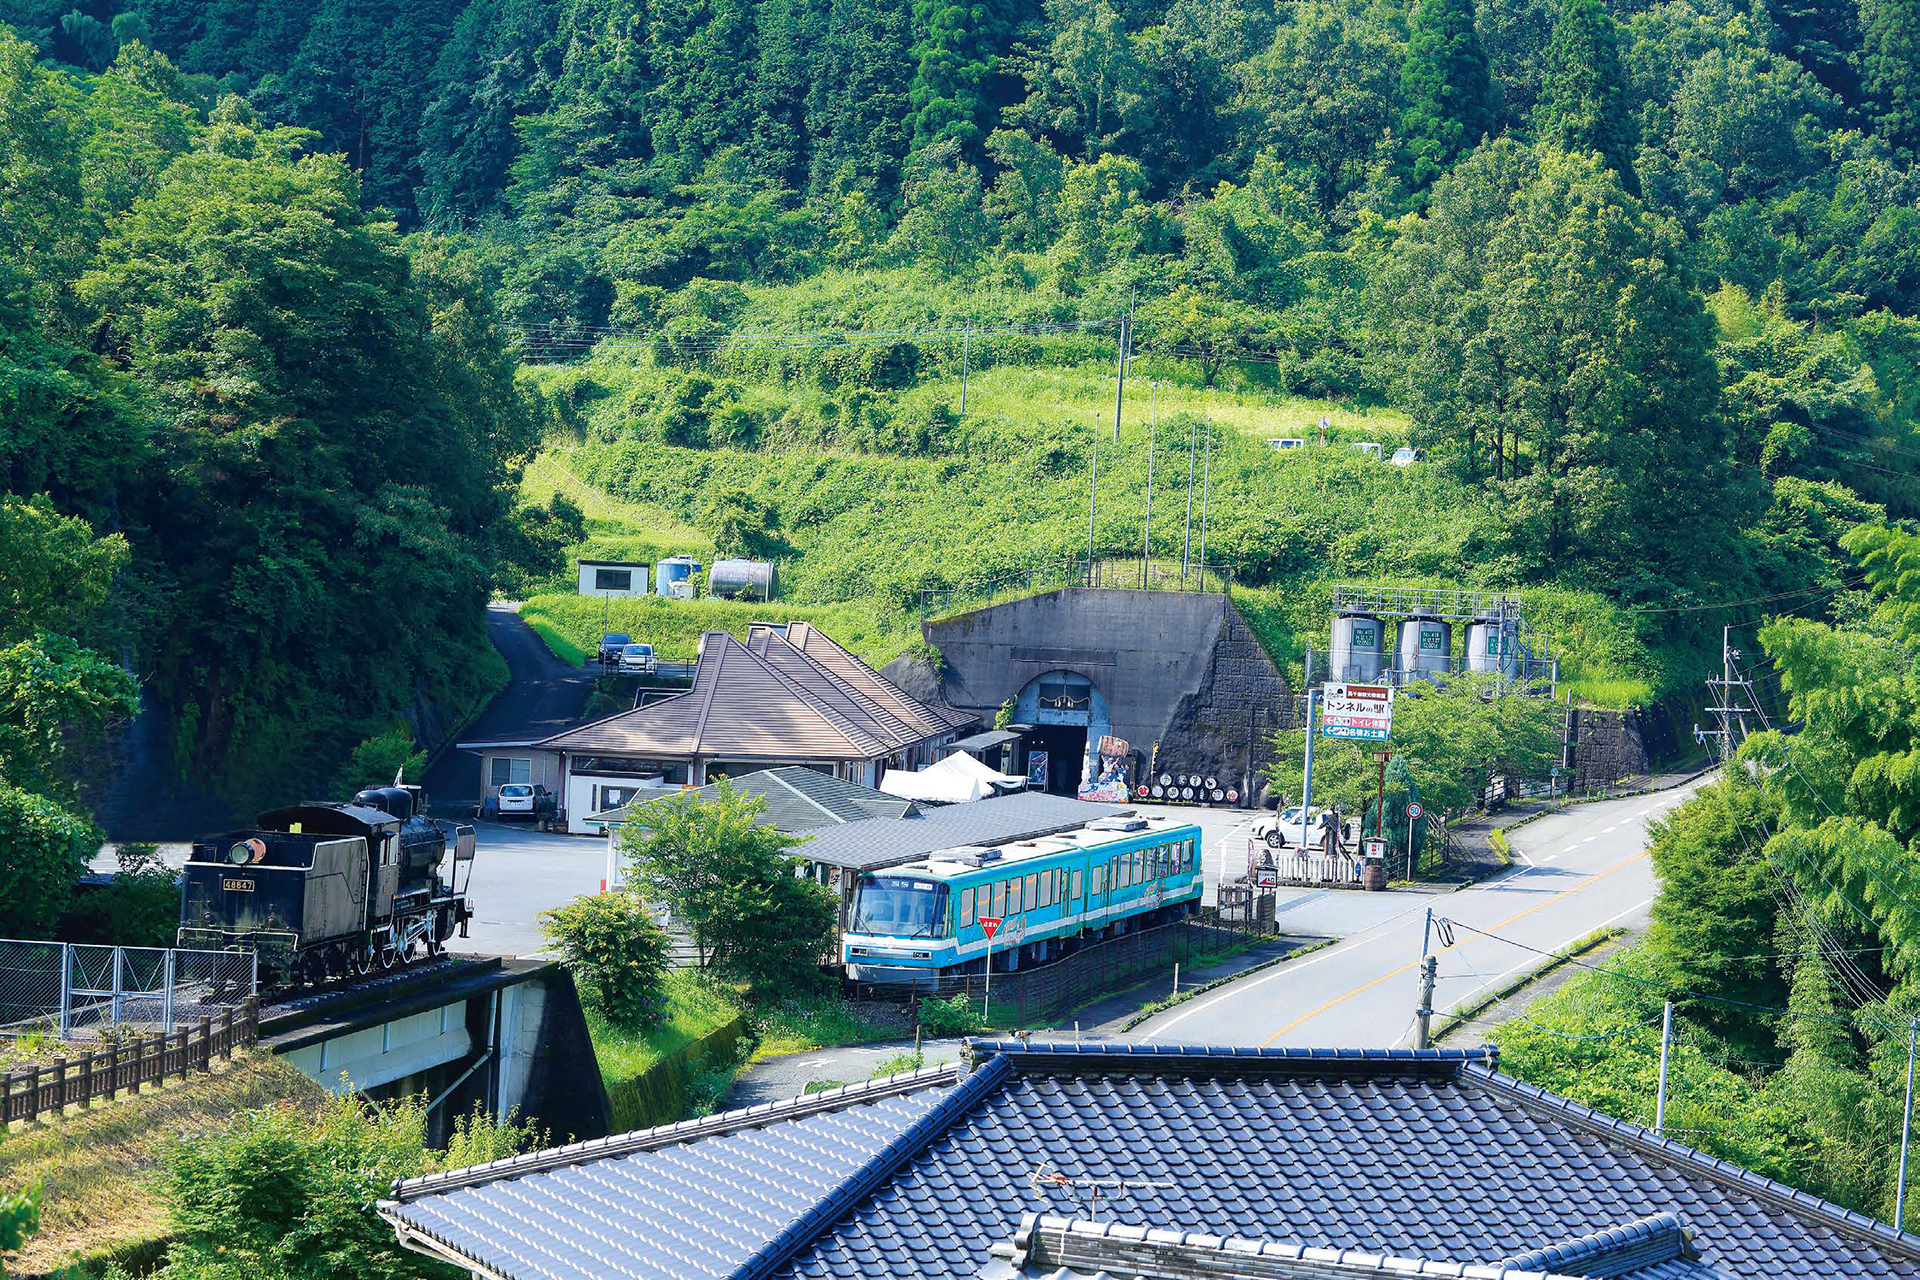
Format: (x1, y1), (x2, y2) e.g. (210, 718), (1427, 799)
(1131, 779), (1708, 1048)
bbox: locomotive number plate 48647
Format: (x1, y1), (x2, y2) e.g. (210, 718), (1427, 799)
(222, 878), (255, 892)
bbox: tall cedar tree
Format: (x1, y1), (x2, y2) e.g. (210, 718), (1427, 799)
(1534, 0), (1636, 190)
(1768, 0), (1860, 102)
(907, 0), (1021, 153)
(1860, 0), (1920, 154)
(1398, 0), (1497, 191)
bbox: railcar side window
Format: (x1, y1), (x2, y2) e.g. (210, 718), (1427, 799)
(1091, 867), (1103, 895)
(1134, 850), (1145, 883)
(1185, 839), (1196, 871)
(1111, 855), (1123, 888)
(1039, 873), (1053, 908)
(993, 881), (1007, 918)
(1009, 878), (1023, 914)
(1024, 873), (1038, 907)
(960, 886), (975, 926)
(1072, 869), (1084, 899)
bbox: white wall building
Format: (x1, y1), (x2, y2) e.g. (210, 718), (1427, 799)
(576, 559), (650, 598)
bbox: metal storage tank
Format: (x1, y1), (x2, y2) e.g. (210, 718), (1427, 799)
(656, 555), (702, 598)
(1397, 615), (1452, 681)
(709, 558), (778, 601)
(1329, 612), (1386, 682)
(1466, 618), (1519, 676)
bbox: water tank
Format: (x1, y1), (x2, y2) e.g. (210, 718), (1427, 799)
(1397, 616), (1451, 681)
(1329, 612), (1386, 682)
(656, 555), (702, 598)
(1466, 618), (1519, 676)
(709, 558), (777, 600)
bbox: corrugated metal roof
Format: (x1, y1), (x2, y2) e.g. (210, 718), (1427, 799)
(537, 631), (956, 761)
(781, 623), (970, 741)
(790, 791), (1124, 871)
(607, 767), (917, 832)
(380, 1044), (1920, 1280)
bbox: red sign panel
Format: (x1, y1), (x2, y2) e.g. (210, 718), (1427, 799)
(979, 916), (1002, 938)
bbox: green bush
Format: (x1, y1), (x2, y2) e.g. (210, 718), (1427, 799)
(916, 993), (984, 1036)
(539, 891), (673, 1029)
(58, 843), (180, 947)
(138, 1093), (537, 1280)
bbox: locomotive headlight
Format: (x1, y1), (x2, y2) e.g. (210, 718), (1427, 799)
(227, 844), (251, 865)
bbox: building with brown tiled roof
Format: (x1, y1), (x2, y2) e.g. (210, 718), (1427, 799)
(472, 625), (975, 832)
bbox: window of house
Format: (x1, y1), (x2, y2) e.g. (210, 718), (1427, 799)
(593, 568), (632, 591)
(959, 886), (975, 927)
(598, 785), (642, 810)
(489, 757), (532, 787)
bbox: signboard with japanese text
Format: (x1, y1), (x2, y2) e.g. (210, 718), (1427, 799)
(1320, 682), (1395, 742)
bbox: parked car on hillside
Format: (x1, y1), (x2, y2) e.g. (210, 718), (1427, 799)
(598, 632), (633, 664)
(1390, 446), (1427, 466)
(617, 642), (657, 674)
(495, 783), (557, 824)
(1352, 442), (1382, 460)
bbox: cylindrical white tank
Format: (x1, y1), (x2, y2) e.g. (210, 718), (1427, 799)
(1466, 618), (1519, 676)
(1329, 613), (1385, 682)
(1397, 616), (1452, 681)
(709, 558), (778, 600)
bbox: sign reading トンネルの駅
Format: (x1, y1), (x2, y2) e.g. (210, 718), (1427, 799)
(1320, 682), (1395, 742)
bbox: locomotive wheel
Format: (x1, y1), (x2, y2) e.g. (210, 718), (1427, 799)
(352, 946), (374, 976)
(298, 950), (327, 987)
(377, 943), (400, 972)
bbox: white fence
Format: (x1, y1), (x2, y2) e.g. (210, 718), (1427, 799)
(1243, 841), (1364, 887)
(0, 940), (257, 1040)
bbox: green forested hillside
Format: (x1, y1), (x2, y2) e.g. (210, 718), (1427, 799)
(3, 0), (1920, 811)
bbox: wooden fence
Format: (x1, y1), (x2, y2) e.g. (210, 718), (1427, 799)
(1, 997), (259, 1124)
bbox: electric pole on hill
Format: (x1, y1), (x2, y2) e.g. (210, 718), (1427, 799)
(1699, 625), (1768, 761)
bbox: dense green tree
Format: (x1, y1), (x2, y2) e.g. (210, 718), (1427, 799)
(1373, 140), (1727, 583)
(1398, 0), (1498, 191)
(0, 784), (98, 936)
(1265, 675), (1563, 814)
(1232, 0), (1401, 209)
(1768, 0), (1859, 101)
(1535, 0), (1636, 187)
(889, 139), (991, 271)
(907, 0), (1021, 153)
(417, 0), (558, 226)
(805, 0), (914, 197)
(77, 108), (513, 802)
(540, 889), (673, 1027)
(1860, 0), (1920, 154)
(620, 782), (837, 993)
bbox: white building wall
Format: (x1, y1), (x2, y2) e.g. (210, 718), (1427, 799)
(576, 561), (650, 598)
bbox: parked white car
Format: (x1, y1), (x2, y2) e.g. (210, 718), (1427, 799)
(1267, 437), (1306, 452)
(617, 642), (657, 674)
(1252, 805), (1336, 849)
(1352, 441), (1382, 459)
(1390, 446), (1427, 466)
(495, 783), (557, 823)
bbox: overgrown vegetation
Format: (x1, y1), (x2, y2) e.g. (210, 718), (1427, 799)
(1494, 530), (1920, 1228)
(541, 890), (674, 1029)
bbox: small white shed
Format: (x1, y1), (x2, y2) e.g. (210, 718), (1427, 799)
(577, 559), (650, 598)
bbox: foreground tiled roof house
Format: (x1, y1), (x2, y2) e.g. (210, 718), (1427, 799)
(380, 1042), (1920, 1279)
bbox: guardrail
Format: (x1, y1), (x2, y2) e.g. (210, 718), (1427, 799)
(0, 997), (259, 1124)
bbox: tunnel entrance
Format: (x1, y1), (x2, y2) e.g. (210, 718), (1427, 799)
(1025, 723), (1089, 796)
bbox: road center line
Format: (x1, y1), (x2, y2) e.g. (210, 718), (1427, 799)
(1256, 849), (1652, 1046)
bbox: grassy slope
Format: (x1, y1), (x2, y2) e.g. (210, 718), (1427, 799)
(0, 1052), (322, 1274)
(518, 355), (1679, 707)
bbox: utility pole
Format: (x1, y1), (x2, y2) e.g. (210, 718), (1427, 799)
(1655, 1000), (1674, 1135)
(1111, 299), (1132, 445)
(1700, 626), (1766, 761)
(1141, 382), (1156, 589)
(1088, 414), (1100, 580)
(1373, 750), (1390, 847)
(1414, 956), (1437, 1049)
(1901, 1017), (1918, 1228)
(959, 316), (972, 415)
(1196, 416), (1213, 586)
(1181, 417), (1198, 588)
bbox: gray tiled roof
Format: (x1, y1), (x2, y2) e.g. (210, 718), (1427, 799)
(787, 790), (1123, 870)
(382, 1044), (1920, 1280)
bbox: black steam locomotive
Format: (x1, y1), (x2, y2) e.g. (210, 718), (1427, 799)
(178, 784), (476, 986)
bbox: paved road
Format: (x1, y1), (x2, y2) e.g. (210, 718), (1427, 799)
(460, 821), (607, 957)
(1132, 779), (1707, 1048)
(422, 601), (597, 813)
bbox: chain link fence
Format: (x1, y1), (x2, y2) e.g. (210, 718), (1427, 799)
(0, 940), (257, 1042)
(918, 558), (1234, 622)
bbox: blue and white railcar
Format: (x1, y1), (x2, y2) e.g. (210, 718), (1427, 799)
(841, 814), (1204, 985)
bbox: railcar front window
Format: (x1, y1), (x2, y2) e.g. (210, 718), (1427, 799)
(851, 877), (947, 937)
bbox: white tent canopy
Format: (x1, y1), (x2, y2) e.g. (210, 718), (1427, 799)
(879, 751), (1025, 804)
